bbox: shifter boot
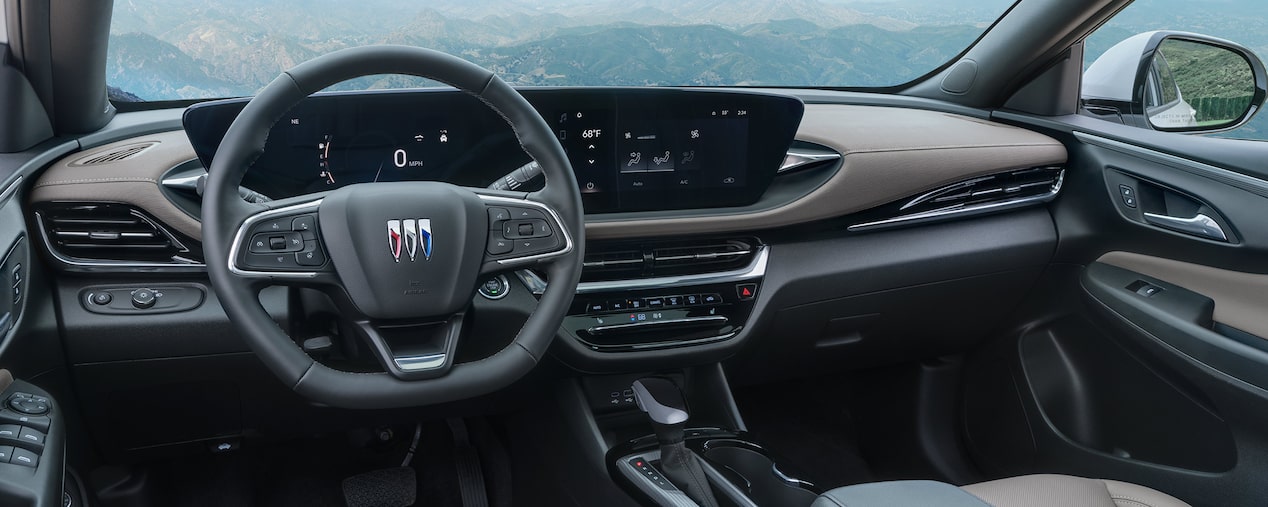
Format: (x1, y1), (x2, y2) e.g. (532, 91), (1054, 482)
(660, 440), (720, 507)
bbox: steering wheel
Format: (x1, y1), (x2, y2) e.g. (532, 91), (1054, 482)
(202, 46), (585, 409)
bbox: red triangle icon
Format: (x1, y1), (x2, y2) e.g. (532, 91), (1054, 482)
(741, 287), (752, 297)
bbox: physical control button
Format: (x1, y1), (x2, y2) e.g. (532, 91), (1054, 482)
(90, 291), (113, 306)
(245, 253), (302, 269)
(645, 297), (665, 309)
(488, 207), (511, 229)
(255, 218), (290, 233)
(250, 232), (304, 253)
(17, 427), (44, 447)
(702, 293), (722, 305)
(8, 397), (49, 416)
(684, 294), (701, 306)
(627, 299), (645, 310)
(10, 447), (36, 468)
(736, 283), (757, 301)
(478, 276), (509, 300)
(587, 301), (607, 313)
(608, 300), (627, 311)
(514, 236), (559, 255)
(0, 425), (17, 439)
(508, 207), (546, 221)
(131, 288), (157, 309)
(487, 234), (513, 255)
(296, 242), (325, 266)
(10, 265), (20, 285)
(291, 215), (315, 233)
(0, 411), (50, 432)
(665, 296), (683, 307)
(0, 446), (10, 464)
(1119, 184), (1137, 208)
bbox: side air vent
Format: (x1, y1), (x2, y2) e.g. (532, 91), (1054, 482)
(583, 238), (758, 282)
(849, 166), (1065, 232)
(36, 203), (200, 265)
(72, 142), (157, 166)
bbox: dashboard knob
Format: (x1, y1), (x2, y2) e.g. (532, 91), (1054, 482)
(131, 288), (157, 309)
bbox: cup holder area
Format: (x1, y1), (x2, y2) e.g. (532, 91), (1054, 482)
(702, 439), (820, 507)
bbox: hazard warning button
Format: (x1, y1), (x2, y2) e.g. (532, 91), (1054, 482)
(736, 283), (758, 301)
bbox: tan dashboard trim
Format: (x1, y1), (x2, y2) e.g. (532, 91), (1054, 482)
(30, 130), (202, 239)
(585, 104), (1067, 239)
(1098, 251), (1268, 339)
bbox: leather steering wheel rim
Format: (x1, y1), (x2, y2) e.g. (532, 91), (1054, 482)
(202, 45), (584, 409)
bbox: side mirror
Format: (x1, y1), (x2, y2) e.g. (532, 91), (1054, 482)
(1083, 31), (1268, 133)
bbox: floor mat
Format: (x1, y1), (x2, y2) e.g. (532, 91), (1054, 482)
(139, 423), (467, 507)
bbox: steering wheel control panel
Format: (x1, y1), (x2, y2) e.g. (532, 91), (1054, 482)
(0, 239), (27, 337)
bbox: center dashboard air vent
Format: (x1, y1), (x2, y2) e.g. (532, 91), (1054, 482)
(583, 238), (758, 282)
(36, 203), (200, 265)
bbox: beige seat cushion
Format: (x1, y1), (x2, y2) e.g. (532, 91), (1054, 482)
(962, 474), (1189, 507)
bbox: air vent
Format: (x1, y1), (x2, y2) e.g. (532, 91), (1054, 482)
(37, 203), (198, 264)
(72, 142), (156, 166)
(583, 238), (758, 282)
(849, 166), (1064, 232)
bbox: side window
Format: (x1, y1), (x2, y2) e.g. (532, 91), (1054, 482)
(1082, 1), (1267, 140)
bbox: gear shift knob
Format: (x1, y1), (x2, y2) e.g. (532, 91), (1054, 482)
(631, 378), (689, 426)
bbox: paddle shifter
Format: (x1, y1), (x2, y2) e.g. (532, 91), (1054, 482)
(631, 378), (720, 507)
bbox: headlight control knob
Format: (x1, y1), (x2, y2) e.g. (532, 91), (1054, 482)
(131, 288), (157, 309)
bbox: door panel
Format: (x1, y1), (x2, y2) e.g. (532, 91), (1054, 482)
(961, 112), (1268, 506)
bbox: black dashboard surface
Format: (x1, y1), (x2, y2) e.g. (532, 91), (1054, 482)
(183, 88), (804, 214)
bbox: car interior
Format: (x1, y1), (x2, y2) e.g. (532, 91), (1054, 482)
(2, 0), (1268, 506)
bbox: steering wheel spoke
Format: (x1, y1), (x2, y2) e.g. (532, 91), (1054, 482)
(476, 191), (575, 276)
(353, 314), (464, 380)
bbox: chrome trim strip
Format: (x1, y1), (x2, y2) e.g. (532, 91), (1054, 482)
(1074, 132), (1268, 199)
(1143, 212), (1228, 242)
(848, 171), (1063, 232)
(577, 330), (739, 351)
(778, 148), (842, 174)
(393, 353), (447, 372)
(587, 315), (728, 335)
(228, 199), (324, 279)
(0, 176), (21, 205)
(575, 246), (768, 295)
(478, 194), (577, 268)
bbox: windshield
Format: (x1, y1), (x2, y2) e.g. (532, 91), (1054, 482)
(106, 0), (1015, 102)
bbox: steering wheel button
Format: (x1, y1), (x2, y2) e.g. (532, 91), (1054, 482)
(517, 223), (535, 236)
(487, 235), (513, 255)
(269, 236), (287, 250)
(488, 208), (511, 229)
(510, 207), (546, 221)
(0, 425), (17, 439)
(256, 219), (290, 234)
(291, 215), (315, 232)
(296, 247), (325, 267)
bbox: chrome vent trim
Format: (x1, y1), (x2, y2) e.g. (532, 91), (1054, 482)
(849, 166), (1064, 232)
(36, 203), (200, 267)
(72, 142), (157, 166)
(582, 238), (759, 282)
(778, 145), (841, 174)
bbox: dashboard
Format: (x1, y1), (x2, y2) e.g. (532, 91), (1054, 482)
(183, 89), (805, 213)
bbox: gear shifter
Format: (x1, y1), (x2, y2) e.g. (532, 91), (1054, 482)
(631, 378), (720, 507)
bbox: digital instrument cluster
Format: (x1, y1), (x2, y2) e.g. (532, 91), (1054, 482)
(184, 89), (803, 213)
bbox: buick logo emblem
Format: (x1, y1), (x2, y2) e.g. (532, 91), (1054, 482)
(387, 219), (432, 262)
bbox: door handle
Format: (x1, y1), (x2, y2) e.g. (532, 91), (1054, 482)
(1143, 212), (1228, 241)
